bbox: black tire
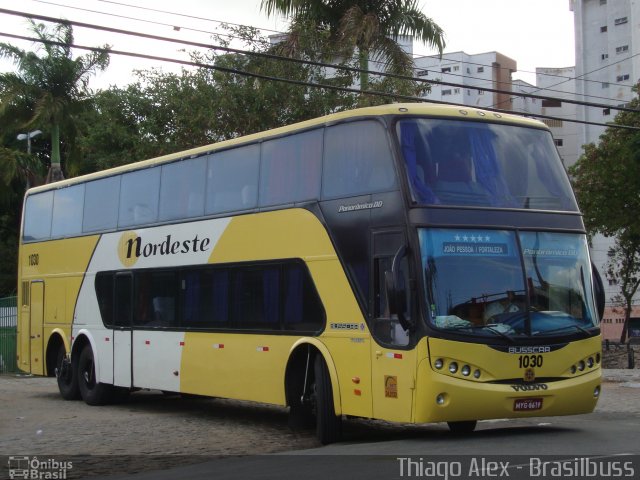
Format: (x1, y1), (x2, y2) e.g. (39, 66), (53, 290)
(55, 344), (80, 400)
(288, 402), (314, 430)
(447, 420), (477, 434)
(77, 345), (114, 406)
(313, 355), (342, 444)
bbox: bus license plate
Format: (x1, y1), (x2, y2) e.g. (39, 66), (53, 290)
(514, 398), (543, 411)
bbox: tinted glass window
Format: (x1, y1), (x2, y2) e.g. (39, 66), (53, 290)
(118, 167), (161, 227)
(206, 145), (260, 214)
(23, 191), (54, 241)
(231, 267), (281, 330)
(51, 184), (85, 238)
(322, 121), (396, 198)
(134, 270), (178, 327)
(260, 130), (323, 206)
(159, 157), (206, 221)
(182, 269), (230, 327)
(95, 262), (324, 333)
(83, 176), (120, 232)
(397, 119), (578, 210)
(95, 273), (114, 327)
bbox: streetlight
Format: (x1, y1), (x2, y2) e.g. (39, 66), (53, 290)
(17, 130), (42, 154)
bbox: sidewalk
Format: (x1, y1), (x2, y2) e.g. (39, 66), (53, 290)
(603, 368), (640, 383)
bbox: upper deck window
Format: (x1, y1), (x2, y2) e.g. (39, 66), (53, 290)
(397, 118), (578, 211)
(322, 121), (396, 199)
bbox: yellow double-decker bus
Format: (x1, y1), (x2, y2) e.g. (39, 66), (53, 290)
(17, 103), (604, 444)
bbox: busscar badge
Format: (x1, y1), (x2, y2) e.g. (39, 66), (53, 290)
(524, 368), (536, 383)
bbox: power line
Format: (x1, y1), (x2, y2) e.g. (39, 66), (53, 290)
(32, 0), (640, 101)
(96, 0), (640, 91)
(2, 30), (639, 133)
(2, 7), (639, 117)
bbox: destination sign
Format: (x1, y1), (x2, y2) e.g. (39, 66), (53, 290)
(442, 242), (508, 256)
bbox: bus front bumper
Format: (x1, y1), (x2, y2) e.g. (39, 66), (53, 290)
(413, 362), (602, 424)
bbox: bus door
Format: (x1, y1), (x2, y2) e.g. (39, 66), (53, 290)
(29, 281), (45, 376)
(113, 273), (133, 387)
(370, 230), (414, 423)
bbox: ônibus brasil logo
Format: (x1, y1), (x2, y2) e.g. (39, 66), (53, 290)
(118, 232), (211, 267)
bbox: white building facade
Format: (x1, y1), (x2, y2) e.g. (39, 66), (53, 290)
(570, 0), (640, 148)
(570, 0), (640, 331)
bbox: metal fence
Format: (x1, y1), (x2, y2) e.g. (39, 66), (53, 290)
(0, 296), (17, 373)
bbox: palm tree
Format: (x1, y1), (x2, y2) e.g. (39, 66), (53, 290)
(261, 0), (445, 91)
(0, 19), (110, 183)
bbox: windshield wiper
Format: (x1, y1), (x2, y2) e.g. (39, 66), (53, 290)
(533, 324), (594, 337)
(450, 324), (516, 343)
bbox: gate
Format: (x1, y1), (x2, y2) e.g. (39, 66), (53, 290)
(0, 296), (18, 373)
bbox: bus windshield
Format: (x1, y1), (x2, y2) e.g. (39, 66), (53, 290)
(397, 118), (578, 211)
(419, 229), (598, 338)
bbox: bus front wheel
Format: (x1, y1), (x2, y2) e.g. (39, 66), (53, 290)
(447, 420), (477, 434)
(313, 355), (342, 444)
(55, 344), (80, 400)
(78, 345), (114, 405)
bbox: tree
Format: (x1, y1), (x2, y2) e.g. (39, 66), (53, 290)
(261, 0), (445, 93)
(0, 19), (110, 182)
(569, 90), (640, 342)
(605, 233), (640, 343)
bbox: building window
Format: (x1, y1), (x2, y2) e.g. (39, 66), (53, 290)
(441, 67), (451, 73)
(542, 99), (562, 108)
(466, 68), (470, 74)
(616, 74), (630, 82)
(554, 139), (564, 147)
(453, 65), (460, 71)
(477, 89), (484, 95)
(602, 82), (609, 88)
(603, 108), (611, 116)
(615, 17), (628, 25)
(602, 53), (609, 60)
(600, 26), (608, 33)
(416, 69), (428, 77)
(442, 89), (452, 96)
(616, 45), (629, 54)
(453, 88), (460, 94)
(467, 89), (471, 95)
(599, 0), (606, 5)
(477, 67), (484, 73)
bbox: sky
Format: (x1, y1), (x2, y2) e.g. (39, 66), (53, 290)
(0, 0), (576, 88)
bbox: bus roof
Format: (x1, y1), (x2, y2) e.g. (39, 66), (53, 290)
(26, 103), (548, 195)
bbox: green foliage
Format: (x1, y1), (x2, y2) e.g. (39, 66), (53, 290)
(570, 92), (640, 341)
(0, 19), (110, 179)
(261, 0), (445, 91)
(569, 95), (640, 239)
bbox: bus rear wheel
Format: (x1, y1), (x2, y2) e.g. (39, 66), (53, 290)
(312, 355), (342, 444)
(78, 345), (114, 406)
(447, 420), (477, 434)
(55, 344), (80, 400)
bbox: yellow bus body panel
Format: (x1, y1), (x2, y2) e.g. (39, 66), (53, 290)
(17, 236), (99, 374)
(180, 209), (371, 416)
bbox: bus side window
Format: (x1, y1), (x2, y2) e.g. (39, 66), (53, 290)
(322, 121), (396, 199)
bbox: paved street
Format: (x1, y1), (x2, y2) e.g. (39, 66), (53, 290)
(1, 370), (639, 479)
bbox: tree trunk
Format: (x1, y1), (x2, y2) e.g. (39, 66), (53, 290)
(620, 298), (632, 343)
(359, 48), (369, 93)
(46, 122), (64, 183)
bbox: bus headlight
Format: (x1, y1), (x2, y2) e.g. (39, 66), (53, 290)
(587, 357), (594, 368)
(434, 358), (444, 369)
(461, 365), (471, 376)
(449, 362), (458, 374)
(578, 360), (585, 371)
(473, 369), (481, 379)
(594, 386), (601, 398)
